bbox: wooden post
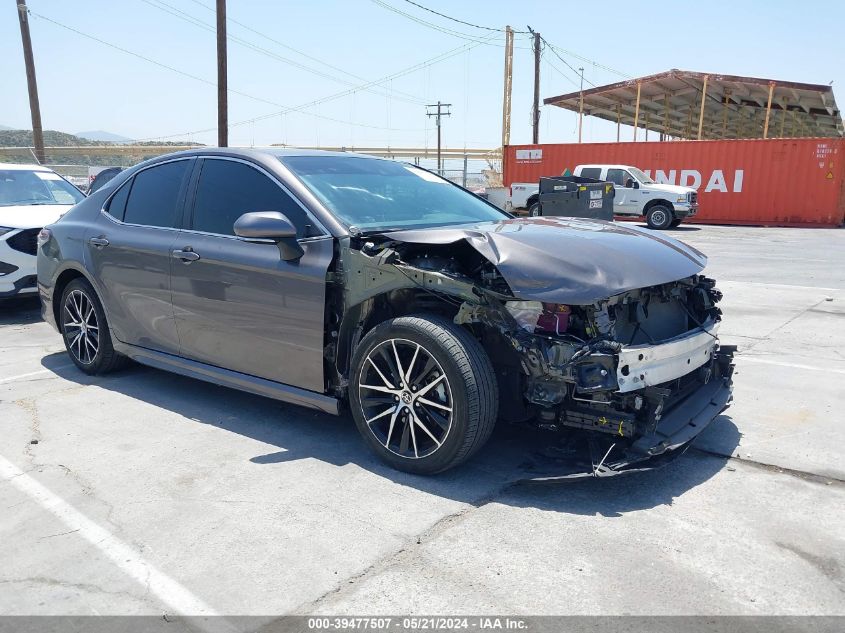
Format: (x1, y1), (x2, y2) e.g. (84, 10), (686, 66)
(501, 26), (513, 150)
(762, 81), (776, 139)
(697, 74), (709, 140)
(531, 31), (540, 144)
(779, 102), (787, 138)
(632, 80), (641, 141)
(577, 67), (585, 143)
(616, 103), (621, 142)
(15, 0), (45, 164)
(663, 93), (670, 140)
(216, 0), (228, 147)
(644, 112), (650, 141)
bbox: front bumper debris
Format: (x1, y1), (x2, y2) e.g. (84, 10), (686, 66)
(519, 346), (735, 480)
(616, 319), (718, 393)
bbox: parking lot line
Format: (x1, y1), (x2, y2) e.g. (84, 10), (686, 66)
(739, 355), (845, 375)
(0, 366), (72, 385)
(0, 454), (228, 623)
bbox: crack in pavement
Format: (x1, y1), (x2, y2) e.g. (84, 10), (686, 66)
(689, 446), (845, 486)
(38, 528), (81, 540)
(285, 479), (520, 617)
(282, 446), (843, 617)
(0, 575), (154, 605)
(744, 297), (830, 352)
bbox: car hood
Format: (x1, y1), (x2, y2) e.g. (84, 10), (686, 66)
(647, 182), (694, 196)
(386, 217), (708, 305)
(0, 204), (74, 229)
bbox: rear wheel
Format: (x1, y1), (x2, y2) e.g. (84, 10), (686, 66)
(528, 201), (542, 217)
(349, 315), (498, 475)
(60, 278), (127, 375)
(646, 204), (674, 230)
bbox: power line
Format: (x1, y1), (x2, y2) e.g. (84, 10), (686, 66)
(370, 0), (529, 48)
(538, 35), (597, 88)
(393, 2), (625, 77)
(401, 0), (525, 33)
(132, 34), (497, 142)
(140, 0), (426, 106)
(542, 39), (630, 80)
(27, 10), (425, 133)
(543, 55), (580, 88)
(184, 0), (423, 104)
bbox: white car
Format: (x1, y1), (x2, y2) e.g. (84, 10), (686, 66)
(1, 164), (85, 299)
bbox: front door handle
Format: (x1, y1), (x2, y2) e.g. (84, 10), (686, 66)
(172, 249), (200, 263)
(89, 236), (109, 248)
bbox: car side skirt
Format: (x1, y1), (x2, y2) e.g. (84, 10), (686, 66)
(113, 340), (340, 415)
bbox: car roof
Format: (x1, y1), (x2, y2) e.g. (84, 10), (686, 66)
(578, 164), (638, 170)
(0, 163), (54, 172)
(147, 147), (379, 161)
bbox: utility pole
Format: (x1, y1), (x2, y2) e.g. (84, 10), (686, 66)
(426, 102), (451, 174)
(501, 25), (514, 151)
(16, 0), (45, 164)
(577, 67), (585, 144)
(529, 28), (541, 144)
(216, 0), (228, 147)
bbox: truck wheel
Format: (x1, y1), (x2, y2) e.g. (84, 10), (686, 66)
(646, 205), (674, 230)
(349, 315), (498, 475)
(528, 201), (542, 217)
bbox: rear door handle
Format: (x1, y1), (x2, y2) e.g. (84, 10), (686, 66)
(172, 249), (200, 262)
(89, 236), (109, 248)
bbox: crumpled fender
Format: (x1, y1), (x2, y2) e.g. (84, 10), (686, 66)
(386, 217), (707, 305)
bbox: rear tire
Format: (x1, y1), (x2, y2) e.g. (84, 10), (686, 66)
(528, 201), (542, 217)
(646, 204), (674, 230)
(349, 315), (498, 475)
(60, 278), (128, 375)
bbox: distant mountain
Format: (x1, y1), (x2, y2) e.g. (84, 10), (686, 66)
(0, 124), (12, 131)
(0, 129), (100, 147)
(76, 130), (134, 143)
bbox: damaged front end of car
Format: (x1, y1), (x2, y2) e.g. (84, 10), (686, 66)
(328, 218), (735, 479)
(467, 279), (736, 479)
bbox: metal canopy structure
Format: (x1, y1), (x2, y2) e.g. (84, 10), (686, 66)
(544, 69), (843, 141)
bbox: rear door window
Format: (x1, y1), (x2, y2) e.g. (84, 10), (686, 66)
(105, 180), (131, 221)
(123, 160), (191, 228)
(607, 168), (631, 187)
(190, 158), (317, 238)
(579, 167), (602, 179)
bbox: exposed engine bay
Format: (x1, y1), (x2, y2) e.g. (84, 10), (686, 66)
(327, 218), (735, 478)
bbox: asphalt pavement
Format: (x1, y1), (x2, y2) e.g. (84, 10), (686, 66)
(0, 224), (842, 622)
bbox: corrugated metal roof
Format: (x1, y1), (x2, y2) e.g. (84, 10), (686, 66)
(544, 69), (843, 139)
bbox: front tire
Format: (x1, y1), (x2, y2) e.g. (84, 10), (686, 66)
(646, 204), (674, 230)
(349, 315), (498, 475)
(60, 278), (127, 375)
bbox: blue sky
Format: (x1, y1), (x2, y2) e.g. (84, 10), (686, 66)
(2, 0), (843, 148)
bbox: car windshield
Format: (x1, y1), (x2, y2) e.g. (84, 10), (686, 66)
(0, 169), (85, 207)
(628, 167), (654, 185)
(281, 155), (507, 232)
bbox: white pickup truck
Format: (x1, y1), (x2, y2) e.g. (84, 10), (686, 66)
(511, 164), (699, 230)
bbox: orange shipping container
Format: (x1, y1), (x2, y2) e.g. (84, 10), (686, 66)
(504, 138), (845, 227)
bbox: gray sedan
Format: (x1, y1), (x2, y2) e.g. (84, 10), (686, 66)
(38, 148), (734, 477)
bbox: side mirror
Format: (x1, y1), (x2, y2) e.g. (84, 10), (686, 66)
(234, 211), (303, 261)
(626, 178), (638, 189)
